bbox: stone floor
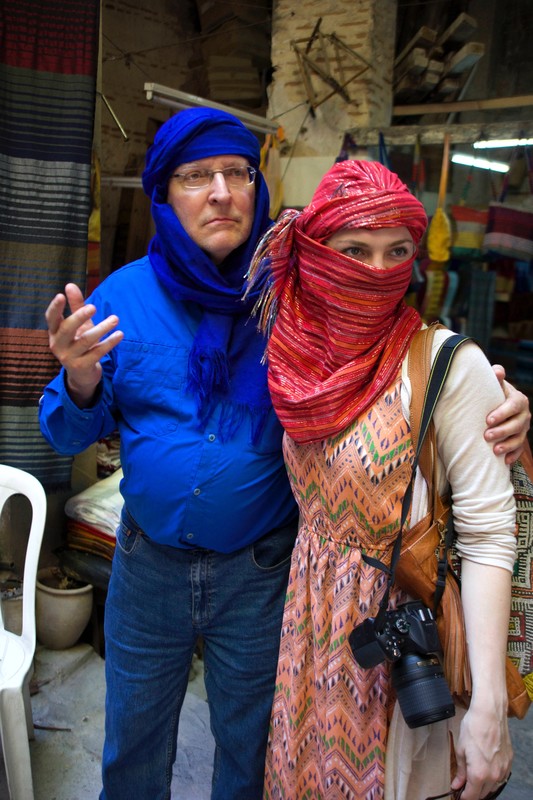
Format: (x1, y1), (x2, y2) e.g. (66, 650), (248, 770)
(0, 644), (213, 800)
(0, 644), (532, 799)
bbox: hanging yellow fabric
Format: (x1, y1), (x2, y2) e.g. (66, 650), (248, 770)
(427, 133), (451, 263)
(260, 129), (284, 219)
(88, 149), (101, 244)
(422, 134), (454, 324)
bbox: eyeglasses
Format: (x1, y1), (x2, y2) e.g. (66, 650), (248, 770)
(425, 774), (511, 800)
(170, 166), (257, 190)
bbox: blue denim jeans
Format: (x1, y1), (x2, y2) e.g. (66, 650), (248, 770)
(99, 508), (296, 800)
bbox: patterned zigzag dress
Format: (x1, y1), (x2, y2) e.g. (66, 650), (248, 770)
(264, 372), (415, 800)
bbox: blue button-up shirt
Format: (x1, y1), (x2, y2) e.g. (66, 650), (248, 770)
(39, 257), (297, 552)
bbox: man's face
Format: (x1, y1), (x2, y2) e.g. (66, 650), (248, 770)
(167, 155), (256, 264)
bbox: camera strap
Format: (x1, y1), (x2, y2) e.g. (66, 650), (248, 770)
(365, 331), (471, 632)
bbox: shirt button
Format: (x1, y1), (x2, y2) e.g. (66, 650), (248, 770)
(186, 533), (194, 540)
(193, 488), (201, 496)
(208, 434), (216, 442)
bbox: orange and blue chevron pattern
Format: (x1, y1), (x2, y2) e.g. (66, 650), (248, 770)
(265, 372), (414, 799)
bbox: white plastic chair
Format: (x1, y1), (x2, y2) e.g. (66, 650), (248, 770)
(0, 465), (47, 799)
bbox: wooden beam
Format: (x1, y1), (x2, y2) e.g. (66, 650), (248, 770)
(441, 42), (485, 77)
(394, 25), (437, 68)
(393, 94), (533, 116)
(436, 12), (477, 47)
(345, 120), (533, 146)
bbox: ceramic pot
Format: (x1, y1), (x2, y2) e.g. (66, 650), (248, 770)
(36, 566), (93, 650)
(1, 579), (23, 634)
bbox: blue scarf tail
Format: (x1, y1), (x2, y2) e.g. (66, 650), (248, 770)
(141, 108), (273, 443)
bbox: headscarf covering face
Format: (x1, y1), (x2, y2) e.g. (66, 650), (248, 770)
(246, 160), (427, 444)
(141, 107), (273, 443)
(299, 158), (427, 245)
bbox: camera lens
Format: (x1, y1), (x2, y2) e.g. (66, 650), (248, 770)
(391, 653), (455, 729)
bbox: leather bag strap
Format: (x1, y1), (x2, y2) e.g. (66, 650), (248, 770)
(367, 328), (471, 629)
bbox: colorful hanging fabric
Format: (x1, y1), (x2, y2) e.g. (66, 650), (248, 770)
(0, 0), (100, 487)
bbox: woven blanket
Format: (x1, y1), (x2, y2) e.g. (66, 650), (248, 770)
(0, 0), (99, 487)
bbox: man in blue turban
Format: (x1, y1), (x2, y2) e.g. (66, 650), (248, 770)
(39, 107), (530, 800)
(40, 107), (299, 800)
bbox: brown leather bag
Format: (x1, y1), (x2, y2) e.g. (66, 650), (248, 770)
(395, 324), (530, 718)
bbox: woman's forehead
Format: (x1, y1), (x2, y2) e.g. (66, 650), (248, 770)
(331, 226), (413, 241)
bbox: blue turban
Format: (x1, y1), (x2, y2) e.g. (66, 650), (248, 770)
(142, 106), (262, 200)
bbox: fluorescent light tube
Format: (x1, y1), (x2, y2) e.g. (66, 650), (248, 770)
(473, 138), (533, 149)
(144, 82), (279, 136)
(451, 153), (509, 173)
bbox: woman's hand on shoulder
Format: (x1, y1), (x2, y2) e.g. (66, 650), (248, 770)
(486, 365), (531, 465)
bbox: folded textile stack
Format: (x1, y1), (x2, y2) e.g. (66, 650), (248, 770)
(64, 469), (123, 561)
(96, 432), (121, 478)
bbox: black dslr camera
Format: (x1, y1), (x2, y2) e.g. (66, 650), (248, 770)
(349, 600), (455, 729)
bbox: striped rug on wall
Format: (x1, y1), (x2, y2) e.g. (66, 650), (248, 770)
(0, 0), (99, 488)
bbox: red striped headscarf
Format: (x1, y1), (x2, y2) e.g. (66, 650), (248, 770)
(246, 160), (428, 444)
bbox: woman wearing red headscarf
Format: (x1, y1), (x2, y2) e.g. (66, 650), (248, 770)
(247, 161), (516, 800)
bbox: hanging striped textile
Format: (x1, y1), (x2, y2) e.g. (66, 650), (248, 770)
(0, 0), (99, 487)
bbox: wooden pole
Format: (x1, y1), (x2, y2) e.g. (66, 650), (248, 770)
(345, 120), (533, 146)
(393, 94), (533, 117)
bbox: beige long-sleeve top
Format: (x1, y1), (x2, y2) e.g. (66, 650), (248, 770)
(402, 326), (516, 571)
(385, 326), (517, 800)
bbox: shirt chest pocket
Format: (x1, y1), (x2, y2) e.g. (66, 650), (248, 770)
(113, 341), (190, 436)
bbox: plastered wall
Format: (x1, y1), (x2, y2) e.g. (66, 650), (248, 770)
(268, 0), (396, 204)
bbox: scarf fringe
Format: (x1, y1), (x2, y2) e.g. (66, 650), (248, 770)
(187, 346), (230, 405)
(187, 345), (271, 444)
(217, 401), (246, 442)
(244, 249), (277, 339)
(202, 400), (271, 445)
(245, 209), (300, 341)
(252, 285), (279, 355)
